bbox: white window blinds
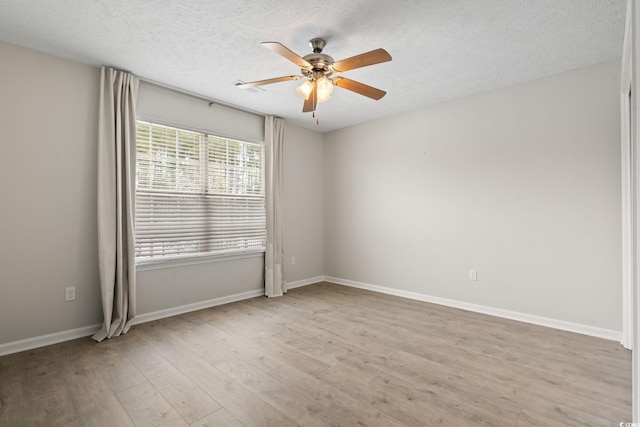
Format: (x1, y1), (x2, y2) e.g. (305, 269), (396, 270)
(135, 121), (265, 262)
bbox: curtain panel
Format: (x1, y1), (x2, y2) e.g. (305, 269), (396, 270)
(93, 67), (139, 342)
(264, 116), (286, 297)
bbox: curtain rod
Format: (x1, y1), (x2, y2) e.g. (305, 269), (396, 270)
(138, 75), (268, 119)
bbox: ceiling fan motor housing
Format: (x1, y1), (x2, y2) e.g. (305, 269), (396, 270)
(301, 53), (335, 77)
(301, 38), (334, 79)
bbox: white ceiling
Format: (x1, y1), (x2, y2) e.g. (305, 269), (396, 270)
(0, 0), (626, 132)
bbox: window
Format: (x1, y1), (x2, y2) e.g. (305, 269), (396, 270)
(135, 121), (265, 263)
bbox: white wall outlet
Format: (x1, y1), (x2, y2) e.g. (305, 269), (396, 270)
(291, 257), (296, 265)
(469, 269), (478, 281)
(65, 286), (76, 301)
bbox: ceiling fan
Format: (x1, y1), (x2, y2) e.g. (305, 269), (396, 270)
(237, 38), (392, 122)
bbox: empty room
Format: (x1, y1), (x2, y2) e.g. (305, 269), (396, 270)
(0, 0), (638, 425)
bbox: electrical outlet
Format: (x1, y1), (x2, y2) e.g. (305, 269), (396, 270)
(291, 257), (296, 265)
(469, 269), (477, 281)
(65, 286), (76, 301)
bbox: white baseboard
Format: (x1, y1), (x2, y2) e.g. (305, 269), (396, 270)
(325, 276), (622, 342)
(287, 276), (326, 290)
(0, 288), (265, 357)
(133, 288), (265, 326)
(1, 276), (622, 357)
(0, 323), (101, 357)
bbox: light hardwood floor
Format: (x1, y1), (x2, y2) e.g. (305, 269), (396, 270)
(0, 282), (632, 426)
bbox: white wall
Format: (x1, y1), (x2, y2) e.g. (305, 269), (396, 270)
(0, 41), (102, 344)
(324, 60), (622, 333)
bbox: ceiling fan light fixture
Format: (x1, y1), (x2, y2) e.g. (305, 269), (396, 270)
(296, 80), (314, 99)
(316, 76), (333, 101)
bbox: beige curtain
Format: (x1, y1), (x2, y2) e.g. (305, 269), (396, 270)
(265, 116), (286, 297)
(93, 67), (138, 342)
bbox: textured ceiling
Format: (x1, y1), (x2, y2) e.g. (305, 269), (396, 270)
(0, 0), (626, 132)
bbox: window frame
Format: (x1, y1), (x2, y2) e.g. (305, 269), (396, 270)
(134, 119), (266, 268)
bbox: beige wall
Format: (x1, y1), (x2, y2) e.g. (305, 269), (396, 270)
(324, 60), (622, 332)
(134, 82), (267, 315)
(0, 40), (623, 348)
(136, 256), (265, 315)
(0, 41), (102, 343)
(136, 122), (326, 314)
(632, 1), (640, 419)
(283, 123), (325, 284)
(0, 42), (326, 345)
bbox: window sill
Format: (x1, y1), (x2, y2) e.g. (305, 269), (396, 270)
(136, 250), (265, 272)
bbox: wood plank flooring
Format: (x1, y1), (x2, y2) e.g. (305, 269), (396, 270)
(0, 282), (632, 426)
